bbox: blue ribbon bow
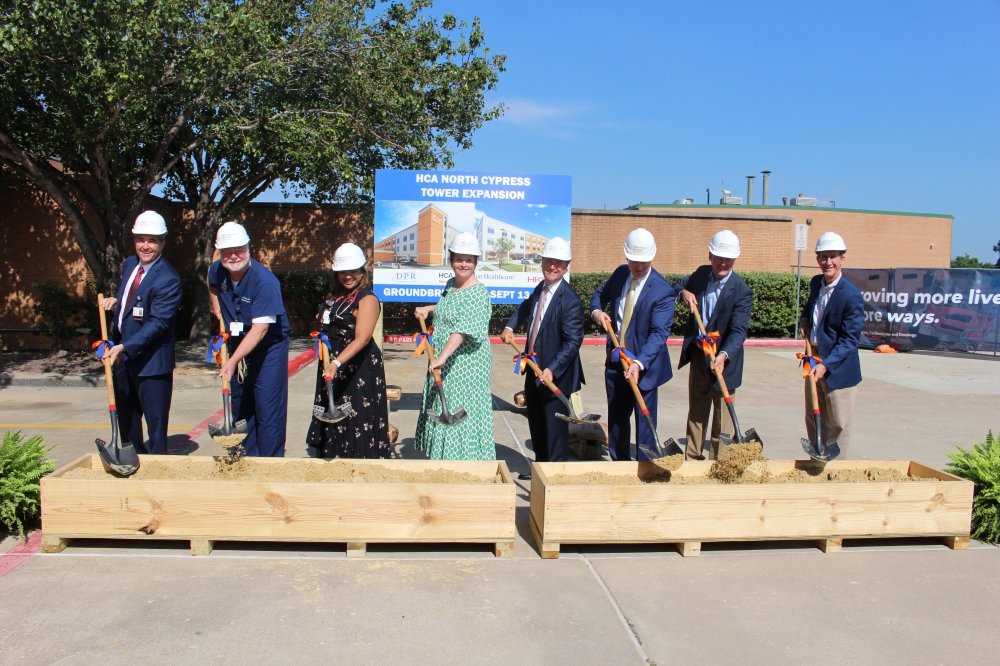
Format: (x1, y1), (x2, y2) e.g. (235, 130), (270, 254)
(611, 346), (637, 368)
(513, 352), (537, 375)
(413, 331), (433, 356)
(205, 333), (229, 364)
(312, 331), (332, 357)
(92, 339), (113, 360)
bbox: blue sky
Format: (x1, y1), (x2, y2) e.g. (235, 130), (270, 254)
(259, 0), (1000, 261)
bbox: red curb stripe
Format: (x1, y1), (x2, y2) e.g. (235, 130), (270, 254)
(0, 531), (42, 579)
(387, 335), (804, 347)
(177, 347), (318, 448)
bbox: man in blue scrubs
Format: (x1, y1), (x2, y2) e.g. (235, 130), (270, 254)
(100, 210), (183, 454)
(207, 222), (290, 457)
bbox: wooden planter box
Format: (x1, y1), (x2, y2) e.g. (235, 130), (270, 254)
(529, 460), (973, 558)
(41, 455), (516, 557)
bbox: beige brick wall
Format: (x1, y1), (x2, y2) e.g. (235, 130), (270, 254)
(570, 206), (953, 276)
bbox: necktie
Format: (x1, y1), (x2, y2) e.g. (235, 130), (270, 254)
(620, 278), (639, 346)
(126, 266), (144, 307)
(527, 286), (547, 353)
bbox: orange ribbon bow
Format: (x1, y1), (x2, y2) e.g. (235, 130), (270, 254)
(796, 352), (823, 378)
(697, 331), (720, 356)
(413, 327), (434, 357)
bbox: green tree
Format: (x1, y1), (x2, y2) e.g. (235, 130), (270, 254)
(994, 239), (1000, 268)
(160, 1), (504, 339)
(493, 236), (514, 264)
(0, 0), (504, 316)
(951, 254), (993, 269)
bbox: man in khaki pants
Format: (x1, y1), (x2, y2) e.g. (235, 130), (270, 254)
(800, 232), (865, 458)
(673, 231), (753, 459)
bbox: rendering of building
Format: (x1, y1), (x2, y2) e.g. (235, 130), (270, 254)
(474, 214), (548, 261)
(373, 204), (454, 265)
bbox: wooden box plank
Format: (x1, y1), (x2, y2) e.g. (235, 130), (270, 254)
(530, 460), (973, 557)
(42, 455), (516, 549)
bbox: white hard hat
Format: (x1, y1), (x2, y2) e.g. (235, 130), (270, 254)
(623, 228), (656, 262)
(332, 243), (366, 271)
(708, 230), (741, 259)
(132, 210), (167, 236)
(815, 232), (847, 253)
(448, 232), (481, 256)
(541, 237), (572, 261)
(215, 221), (251, 249)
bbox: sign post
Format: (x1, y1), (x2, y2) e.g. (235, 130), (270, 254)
(794, 224), (809, 339)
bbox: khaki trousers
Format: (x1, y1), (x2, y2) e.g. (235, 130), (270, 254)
(685, 356), (736, 460)
(805, 379), (857, 459)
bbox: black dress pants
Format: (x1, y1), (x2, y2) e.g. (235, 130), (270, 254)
(523, 373), (570, 463)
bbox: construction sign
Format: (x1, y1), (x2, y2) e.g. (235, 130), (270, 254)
(843, 268), (1000, 352)
(372, 170), (572, 303)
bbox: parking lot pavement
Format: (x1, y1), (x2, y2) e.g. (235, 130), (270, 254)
(2, 341), (999, 664)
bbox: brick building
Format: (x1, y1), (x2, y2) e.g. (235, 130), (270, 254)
(570, 204), (953, 275)
(1, 178), (952, 348)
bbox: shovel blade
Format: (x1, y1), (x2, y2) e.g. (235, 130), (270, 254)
(801, 437), (841, 462)
(95, 438), (140, 477)
(554, 411), (603, 425)
(638, 438), (684, 460)
(312, 404), (350, 424)
(429, 407), (467, 426)
(742, 428), (763, 446)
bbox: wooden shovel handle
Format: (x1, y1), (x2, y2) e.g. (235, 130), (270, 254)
(218, 315), (232, 392)
(416, 314), (444, 385)
(506, 339), (564, 397)
(804, 336), (821, 413)
(604, 322), (650, 413)
(96, 294), (116, 409)
(690, 303), (733, 400)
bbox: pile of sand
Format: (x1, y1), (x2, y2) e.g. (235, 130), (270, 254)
(771, 466), (920, 484)
(63, 458), (501, 484)
(709, 442), (770, 484)
(212, 433), (246, 449)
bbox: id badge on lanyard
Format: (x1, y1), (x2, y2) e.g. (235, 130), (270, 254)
(132, 296), (143, 321)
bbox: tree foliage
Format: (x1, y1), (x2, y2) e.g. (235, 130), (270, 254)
(0, 0), (504, 323)
(951, 254), (994, 269)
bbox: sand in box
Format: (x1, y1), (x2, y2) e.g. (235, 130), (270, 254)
(64, 458), (501, 484)
(548, 444), (931, 486)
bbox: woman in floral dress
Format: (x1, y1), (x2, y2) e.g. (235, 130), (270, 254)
(306, 244), (390, 458)
(413, 233), (495, 460)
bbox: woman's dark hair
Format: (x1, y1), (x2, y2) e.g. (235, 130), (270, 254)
(328, 269), (370, 301)
(448, 251), (479, 266)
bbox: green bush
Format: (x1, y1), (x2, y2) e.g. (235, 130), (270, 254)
(0, 431), (56, 538)
(275, 270), (339, 334)
(947, 430), (1000, 544)
(31, 280), (105, 349)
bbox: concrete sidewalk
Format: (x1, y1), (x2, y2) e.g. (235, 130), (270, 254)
(1, 343), (998, 664)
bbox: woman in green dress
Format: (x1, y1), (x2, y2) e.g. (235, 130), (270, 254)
(413, 232), (495, 460)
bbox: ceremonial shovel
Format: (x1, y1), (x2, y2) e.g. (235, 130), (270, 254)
(416, 314), (467, 426)
(689, 303), (763, 456)
(603, 322), (683, 460)
(93, 294), (140, 476)
(506, 339), (601, 425)
(311, 333), (353, 424)
(799, 335), (841, 462)
(207, 316), (249, 445)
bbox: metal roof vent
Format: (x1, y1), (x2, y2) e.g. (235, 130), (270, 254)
(790, 193), (817, 206)
(673, 198), (694, 204)
(719, 190), (742, 205)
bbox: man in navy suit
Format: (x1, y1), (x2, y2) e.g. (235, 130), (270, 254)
(590, 228), (676, 461)
(673, 231), (753, 460)
(501, 238), (584, 464)
(99, 211), (183, 455)
(799, 232), (865, 459)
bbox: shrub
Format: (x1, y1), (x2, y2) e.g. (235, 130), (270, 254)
(31, 280), (104, 349)
(275, 271), (339, 334)
(946, 430), (1000, 544)
(0, 431), (56, 538)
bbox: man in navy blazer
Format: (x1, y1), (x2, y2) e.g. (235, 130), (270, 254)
(590, 228), (676, 461)
(673, 231), (753, 460)
(99, 211), (183, 455)
(501, 238), (584, 464)
(799, 232), (865, 458)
